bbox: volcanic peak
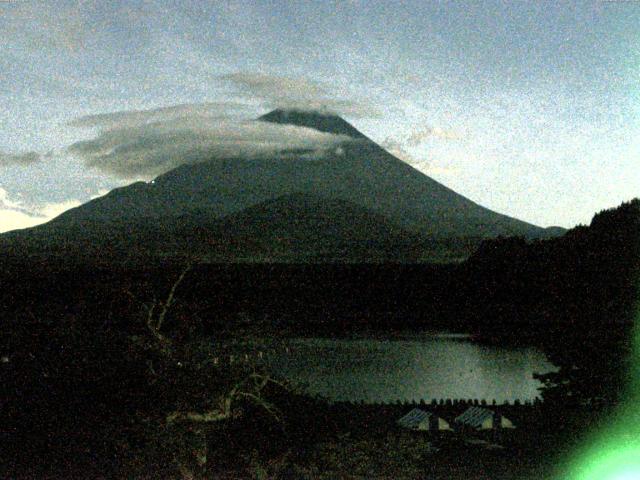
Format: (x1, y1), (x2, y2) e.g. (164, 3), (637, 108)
(258, 108), (367, 139)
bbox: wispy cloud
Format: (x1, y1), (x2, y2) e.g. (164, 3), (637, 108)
(406, 126), (462, 145)
(0, 187), (26, 212)
(0, 209), (43, 234)
(69, 102), (253, 129)
(0, 151), (41, 167)
(0, 187), (82, 233)
(221, 72), (326, 100)
(67, 107), (354, 179)
(380, 120), (461, 165)
(380, 138), (417, 164)
(220, 72), (379, 118)
(38, 199), (82, 219)
(380, 137), (459, 178)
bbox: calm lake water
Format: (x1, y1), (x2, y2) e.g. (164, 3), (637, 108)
(267, 335), (555, 403)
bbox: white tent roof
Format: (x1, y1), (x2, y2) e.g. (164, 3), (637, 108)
(398, 408), (434, 429)
(454, 406), (494, 428)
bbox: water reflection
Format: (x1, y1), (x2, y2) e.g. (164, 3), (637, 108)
(267, 336), (555, 402)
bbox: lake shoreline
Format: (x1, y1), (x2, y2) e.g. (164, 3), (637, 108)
(254, 333), (554, 403)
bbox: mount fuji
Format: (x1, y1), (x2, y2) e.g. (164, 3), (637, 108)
(1, 109), (562, 263)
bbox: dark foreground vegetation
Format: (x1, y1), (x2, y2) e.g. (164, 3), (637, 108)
(1, 199), (638, 478)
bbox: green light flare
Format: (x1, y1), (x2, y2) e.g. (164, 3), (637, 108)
(573, 440), (640, 480)
(561, 300), (640, 480)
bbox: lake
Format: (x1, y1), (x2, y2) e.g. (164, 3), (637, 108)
(267, 334), (555, 403)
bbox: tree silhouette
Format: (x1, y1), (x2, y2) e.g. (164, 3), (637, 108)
(533, 199), (640, 406)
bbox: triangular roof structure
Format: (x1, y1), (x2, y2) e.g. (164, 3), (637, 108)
(398, 408), (431, 428)
(455, 407), (494, 429)
(454, 406), (515, 430)
(397, 408), (451, 431)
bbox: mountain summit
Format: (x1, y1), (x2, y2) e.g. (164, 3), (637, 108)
(258, 108), (367, 139)
(2, 109), (563, 263)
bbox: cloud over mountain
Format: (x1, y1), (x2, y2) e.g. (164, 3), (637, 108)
(220, 72), (379, 118)
(67, 109), (354, 179)
(381, 126), (461, 178)
(0, 151), (40, 167)
(406, 126), (461, 144)
(69, 102), (253, 129)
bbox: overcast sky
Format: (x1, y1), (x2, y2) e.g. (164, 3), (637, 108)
(1, 0), (638, 232)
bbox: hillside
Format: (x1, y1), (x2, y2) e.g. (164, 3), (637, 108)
(178, 193), (422, 262)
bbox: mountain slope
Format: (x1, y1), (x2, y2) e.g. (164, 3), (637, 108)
(2, 194), (423, 263)
(177, 193), (422, 262)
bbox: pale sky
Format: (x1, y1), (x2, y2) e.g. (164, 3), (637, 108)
(1, 0), (638, 233)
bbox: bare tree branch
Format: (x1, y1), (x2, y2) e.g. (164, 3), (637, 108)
(167, 409), (231, 424)
(166, 371), (289, 427)
(156, 263), (192, 331)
